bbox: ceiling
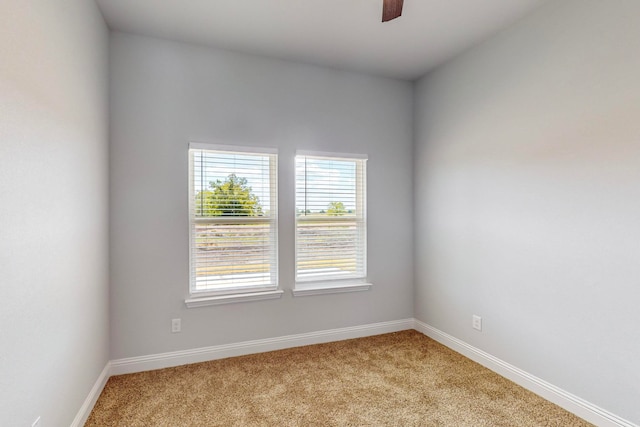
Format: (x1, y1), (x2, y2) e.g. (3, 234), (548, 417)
(95, 0), (548, 80)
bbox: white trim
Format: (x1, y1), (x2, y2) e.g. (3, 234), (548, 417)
(296, 215), (363, 223)
(70, 362), (111, 427)
(110, 319), (414, 376)
(189, 141), (278, 154)
(413, 320), (638, 427)
(74, 320), (637, 427)
(194, 216), (274, 224)
(294, 154), (367, 284)
(185, 289), (284, 308)
(296, 150), (368, 160)
(188, 146), (279, 295)
(292, 282), (373, 297)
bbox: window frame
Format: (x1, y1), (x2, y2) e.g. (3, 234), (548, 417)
(293, 151), (372, 296)
(186, 142), (281, 306)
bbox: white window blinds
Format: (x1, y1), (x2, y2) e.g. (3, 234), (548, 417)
(189, 144), (278, 295)
(295, 153), (367, 284)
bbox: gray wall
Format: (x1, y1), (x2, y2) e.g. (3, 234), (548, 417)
(414, 0), (640, 423)
(0, 1), (110, 426)
(109, 32), (414, 359)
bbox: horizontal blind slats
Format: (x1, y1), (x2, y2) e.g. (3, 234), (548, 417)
(295, 154), (366, 283)
(190, 148), (277, 293)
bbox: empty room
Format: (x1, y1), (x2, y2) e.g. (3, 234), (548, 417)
(1, 0), (638, 426)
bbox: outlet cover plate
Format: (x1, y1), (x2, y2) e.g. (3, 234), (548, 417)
(171, 318), (181, 333)
(472, 315), (482, 331)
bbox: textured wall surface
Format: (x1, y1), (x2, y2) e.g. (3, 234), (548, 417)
(109, 32), (414, 359)
(414, 0), (640, 423)
(0, 1), (110, 425)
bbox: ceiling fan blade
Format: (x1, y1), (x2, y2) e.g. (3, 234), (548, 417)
(382, 0), (404, 22)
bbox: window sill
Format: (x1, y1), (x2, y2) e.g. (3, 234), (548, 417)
(185, 290), (284, 308)
(292, 282), (373, 297)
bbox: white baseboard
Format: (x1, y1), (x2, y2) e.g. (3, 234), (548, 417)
(110, 318), (415, 376)
(75, 319), (636, 427)
(413, 319), (638, 427)
(70, 362), (111, 427)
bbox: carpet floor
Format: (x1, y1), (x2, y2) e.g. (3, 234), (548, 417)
(86, 330), (593, 426)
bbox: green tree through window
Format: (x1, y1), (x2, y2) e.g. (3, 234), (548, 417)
(326, 201), (347, 216)
(196, 173), (263, 217)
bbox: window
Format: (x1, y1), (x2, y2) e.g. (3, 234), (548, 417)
(187, 143), (280, 306)
(294, 152), (370, 295)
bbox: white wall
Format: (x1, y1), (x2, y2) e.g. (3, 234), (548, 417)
(109, 32), (414, 359)
(0, 1), (109, 426)
(414, 0), (640, 423)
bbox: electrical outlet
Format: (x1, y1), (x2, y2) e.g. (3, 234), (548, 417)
(171, 318), (181, 333)
(32, 416), (41, 427)
(472, 315), (482, 331)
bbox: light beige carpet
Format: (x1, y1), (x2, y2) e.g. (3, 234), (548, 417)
(86, 330), (592, 426)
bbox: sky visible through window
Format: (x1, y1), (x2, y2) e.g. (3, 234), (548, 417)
(193, 151), (272, 211)
(296, 156), (357, 214)
(193, 152), (358, 214)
